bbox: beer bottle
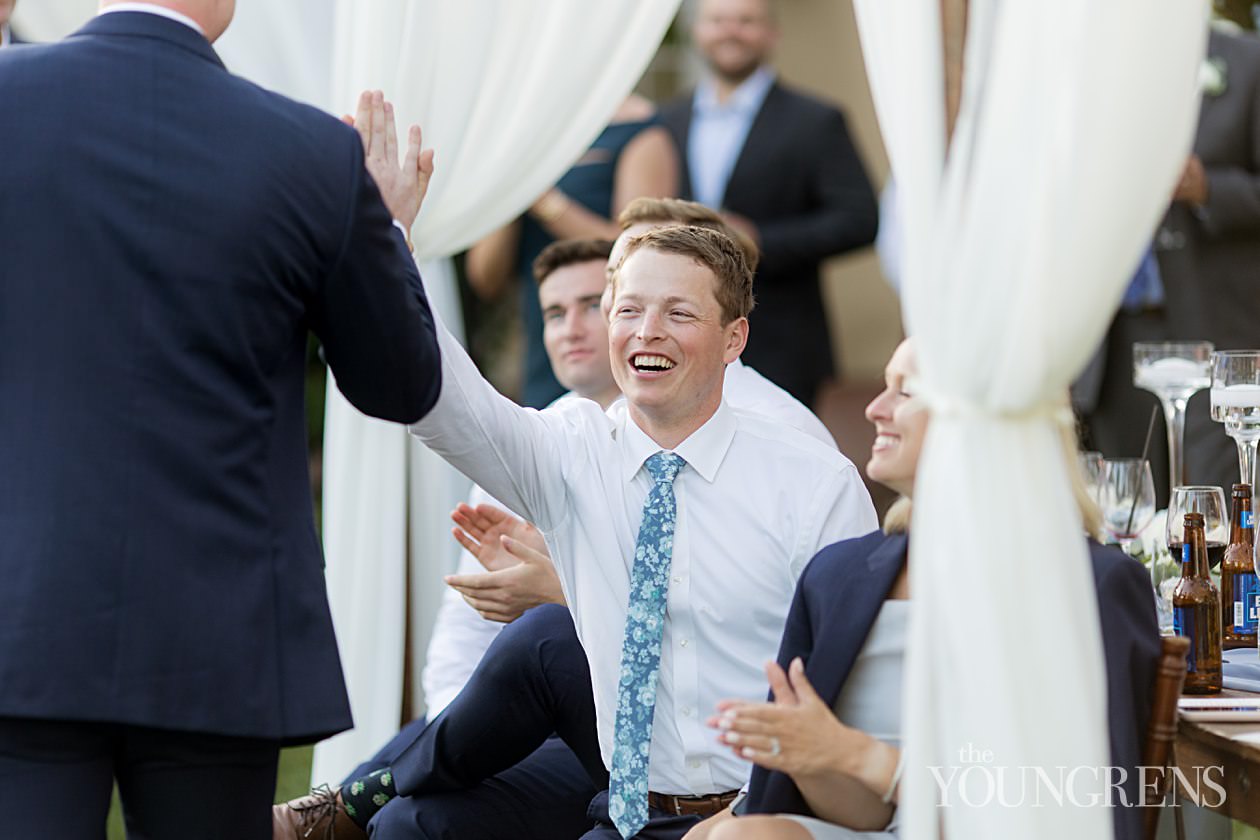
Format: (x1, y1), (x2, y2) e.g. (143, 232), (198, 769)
(1173, 512), (1222, 694)
(1221, 483), (1259, 649)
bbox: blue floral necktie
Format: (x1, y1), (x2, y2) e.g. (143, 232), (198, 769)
(608, 451), (686, 839)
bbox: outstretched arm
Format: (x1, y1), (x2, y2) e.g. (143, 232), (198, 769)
(353, 91), (575, 528)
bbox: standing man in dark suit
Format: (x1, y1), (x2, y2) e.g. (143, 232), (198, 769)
(0, 2), (442, 838)
(1085, 24), (1260, 498)
(659, 0), (878, 407)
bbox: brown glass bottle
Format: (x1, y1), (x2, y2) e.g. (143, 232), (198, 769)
(1173, 512), (1222, 694)
(1221, 484), (1259, 649)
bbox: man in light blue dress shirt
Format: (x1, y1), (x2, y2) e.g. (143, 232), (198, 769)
(660, 0), (878, 407)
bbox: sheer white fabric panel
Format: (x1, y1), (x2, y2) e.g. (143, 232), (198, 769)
(214, 2), (333, 108)
(11, 1), (96, 40)
(853, 2), (1207, 838)
(329, 0), (682, 259)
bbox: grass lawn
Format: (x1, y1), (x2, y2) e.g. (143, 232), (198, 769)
(106, 745), (313, 838)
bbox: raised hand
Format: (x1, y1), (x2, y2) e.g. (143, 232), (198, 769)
(445, 531), (566, 623)
(352, 89), (435, 230)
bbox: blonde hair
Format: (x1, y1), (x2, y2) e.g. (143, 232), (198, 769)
(613, 225), (755, 325)
(616, 197), (760, 272)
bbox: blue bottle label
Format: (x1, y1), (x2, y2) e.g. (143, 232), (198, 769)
(1243, 510), (1254, 530)
(1173, 605), (1198, 674)
(1233, 574), (1260, 633)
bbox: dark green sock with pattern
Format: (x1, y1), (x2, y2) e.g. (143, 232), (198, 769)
(340, 767), (397, 829)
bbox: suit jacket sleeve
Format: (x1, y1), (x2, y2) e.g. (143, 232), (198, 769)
(1199, 38), (1260, 239)
(755, 107), (878, 279)
(1093, 546), (1160, 840)
(310, 135), (442, 424)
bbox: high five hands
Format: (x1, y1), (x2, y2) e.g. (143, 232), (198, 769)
(348, 90), (435, 231)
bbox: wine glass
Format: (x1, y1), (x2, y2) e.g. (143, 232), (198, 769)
(1164, 486), (1228, 635)
(1078, 451), (1104, 502)
(1133, 341), (1213, 502)
(1210, 350), (1260, 488)
(1100, 459), (1157, 628)
(1100, 459), (1157, 551)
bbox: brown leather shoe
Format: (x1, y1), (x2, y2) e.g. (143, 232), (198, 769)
(272, 784), (367, 840)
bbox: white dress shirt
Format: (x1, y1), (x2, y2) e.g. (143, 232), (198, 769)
(724, 358), (835, 448)
(1, 25), (10, 47)
(411, 315), (876, 795)
(420, 368), (834, 718)
(98, 3), (204, 35)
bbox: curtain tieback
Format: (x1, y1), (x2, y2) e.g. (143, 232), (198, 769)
(927, 394), (1074, 425)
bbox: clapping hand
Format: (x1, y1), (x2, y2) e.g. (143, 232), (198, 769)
(350, 90), (435, 230)
(710, 658), (854, 779)
(445, 503), (565, 622)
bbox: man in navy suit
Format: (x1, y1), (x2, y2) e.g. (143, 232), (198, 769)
(0, 2), (441, 837)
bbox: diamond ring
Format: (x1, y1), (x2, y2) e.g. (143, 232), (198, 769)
(769, 737), (781, 757)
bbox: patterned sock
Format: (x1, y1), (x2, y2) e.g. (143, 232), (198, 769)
(339, 767), (397, 829)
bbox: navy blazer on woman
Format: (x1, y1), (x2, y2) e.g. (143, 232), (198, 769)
(744, 530), (1160, 840)
(0, 13), (440, 743)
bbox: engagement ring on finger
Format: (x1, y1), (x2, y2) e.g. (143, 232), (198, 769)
(769, 737), (781, 757)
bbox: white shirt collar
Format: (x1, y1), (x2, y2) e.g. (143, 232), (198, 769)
(98, 3), (205, 35)
(0, 25), (10, 46)
(695, 65), (776, 115)
(621, 399), (737, 485)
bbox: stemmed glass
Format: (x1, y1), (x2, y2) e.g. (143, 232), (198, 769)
(1134, 341), (1213, 502)
(1100, 459), (1157, 551)
(1163, 486), (1228, 634)
(1079, 451), (1104, 502)
(1210, 350), (1260, 488)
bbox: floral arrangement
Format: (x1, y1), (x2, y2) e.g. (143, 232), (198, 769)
(1201, 55), (1229, 97)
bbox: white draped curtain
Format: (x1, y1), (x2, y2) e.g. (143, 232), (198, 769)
(314, 0), (681, 784)
(851, 2), (1207, 838)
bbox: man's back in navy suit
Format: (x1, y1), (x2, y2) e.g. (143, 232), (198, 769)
(0, 5), (440, 836)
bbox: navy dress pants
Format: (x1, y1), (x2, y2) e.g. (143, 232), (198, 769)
(368, 604), (605, 840)
(0, 717), (279, 840)
(366, 604), (706, 840)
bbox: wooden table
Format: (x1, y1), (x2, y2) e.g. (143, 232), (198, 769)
(1175, 691), (1260, 827)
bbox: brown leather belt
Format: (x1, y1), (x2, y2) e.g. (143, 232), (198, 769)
(647, 790), (740, 817)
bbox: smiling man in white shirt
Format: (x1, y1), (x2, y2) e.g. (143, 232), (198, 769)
(386, 223), (875, 840)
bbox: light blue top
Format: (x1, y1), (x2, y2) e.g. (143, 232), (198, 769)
(687, 65), (776, 209)
(832, 599), (908, 747)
